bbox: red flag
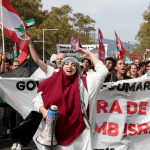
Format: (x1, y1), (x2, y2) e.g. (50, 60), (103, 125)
(113, 52), (116, 59)
(70, 34), (77, 50)
(76, 33), (82, 58)
(77, 33), (82, 48)
(118, 37), (126, 59)
(114, 31), (119, 46)
(0, 0), (29, 64)
(146, 48), (150, 52)
(98, 28), (105, 61)
(129, 54), (139, 60)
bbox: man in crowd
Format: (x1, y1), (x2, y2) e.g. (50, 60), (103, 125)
(146, 61), (150, 72)
(105, 57), (116, 74)
(1, 53), (11, 73)
(55, 53), (66, 72)
(134, 58), (141, 70)
(0, 54), (11, 140)
(11, 60), (20, 70)
(104, 57), (116, 82)
(81, 58), (93, 76)
(143, 52), (149, 62)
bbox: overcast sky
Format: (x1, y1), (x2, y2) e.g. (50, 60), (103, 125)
(41, 0), (150, 44)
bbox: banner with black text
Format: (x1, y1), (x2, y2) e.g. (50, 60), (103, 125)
(0, 75), (150, 150)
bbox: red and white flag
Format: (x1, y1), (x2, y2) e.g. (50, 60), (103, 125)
(146, 48), (150, 52)
(70, 34), (77, 50)
(113, 52), (116, 59)
(0, 0), (29, 64)
(98, 28), (105, 61)
(118, 37), (126, 59)
(114, 31), (119, 46)
(114, 31), (120, 59)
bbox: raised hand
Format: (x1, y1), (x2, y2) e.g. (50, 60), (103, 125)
(74, 48), (90, 59)
(74, 47), (100, 66)
(1, 53), (6, 61)
(22, 33), (32, 45)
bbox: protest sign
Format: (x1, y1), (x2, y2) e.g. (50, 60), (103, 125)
(93, 76), (150, 150)
(129, 54), (139, 60)
(0, 75), (150, 150)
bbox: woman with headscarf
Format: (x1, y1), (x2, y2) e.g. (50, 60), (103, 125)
(33, 48), (108, 150)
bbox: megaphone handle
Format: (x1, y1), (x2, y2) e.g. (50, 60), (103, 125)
(51, 112), (55, 150)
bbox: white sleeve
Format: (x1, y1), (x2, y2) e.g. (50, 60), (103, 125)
(47, 65), (55, 77)
(32, 91), (44, 112)
(87, 61), (108, 102)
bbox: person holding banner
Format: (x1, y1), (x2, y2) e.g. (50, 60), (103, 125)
(32, 48), (108, 150)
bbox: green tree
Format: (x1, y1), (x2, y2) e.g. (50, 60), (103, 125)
(132, 4), (150, 60)
(0, 0), (47, 57)
(73, 13), (96, 34)
(28, 5), (95, 59)
(0, 2), (96, 60)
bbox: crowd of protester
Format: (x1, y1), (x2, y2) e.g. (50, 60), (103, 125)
(0, 34), (150, 150)
(104, 54), (150, 82)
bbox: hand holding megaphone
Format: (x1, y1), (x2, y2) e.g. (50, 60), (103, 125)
(36, 105), (59, 147)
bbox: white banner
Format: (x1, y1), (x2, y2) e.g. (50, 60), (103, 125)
(93, 75), (150, 150)
(0, 77), (46, 150)
(0, 75), (150, 150)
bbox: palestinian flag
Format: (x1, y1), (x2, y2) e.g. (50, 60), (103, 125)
(98, 28), (105, 61)
(76, 32), (82, 60)
(114, 31), (119, 46)
(124, 55), (133, 64)
(113, 52), (117, 60)
(0, 56), (39, 77)
(13, 42), (18, 60)
(0, 0), (29, 64)
(114, 31), (126, 59)
(114, 31), (120, 59)
(24, 19), (35, 28)
(146, 48), (150, 52)
(0, 97), (5, 103)
(118, 37), (126, 59)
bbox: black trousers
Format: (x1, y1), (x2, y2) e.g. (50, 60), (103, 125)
(0, 104), (23, 141)
(0, 105), (8, 136)
(12, 111), (42, 146)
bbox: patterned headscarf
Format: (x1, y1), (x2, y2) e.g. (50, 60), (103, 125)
(61, 57), (82, 78)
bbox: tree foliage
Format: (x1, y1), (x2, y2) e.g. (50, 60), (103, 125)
(132, 4), (150, 60)
(0, 1), (96, 60)
(73, 13), (96, 34)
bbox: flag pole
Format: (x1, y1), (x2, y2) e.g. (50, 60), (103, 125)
(1, 0), (5, 53)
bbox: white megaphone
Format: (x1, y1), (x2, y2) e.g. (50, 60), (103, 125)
(36, 105), (59, 147)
